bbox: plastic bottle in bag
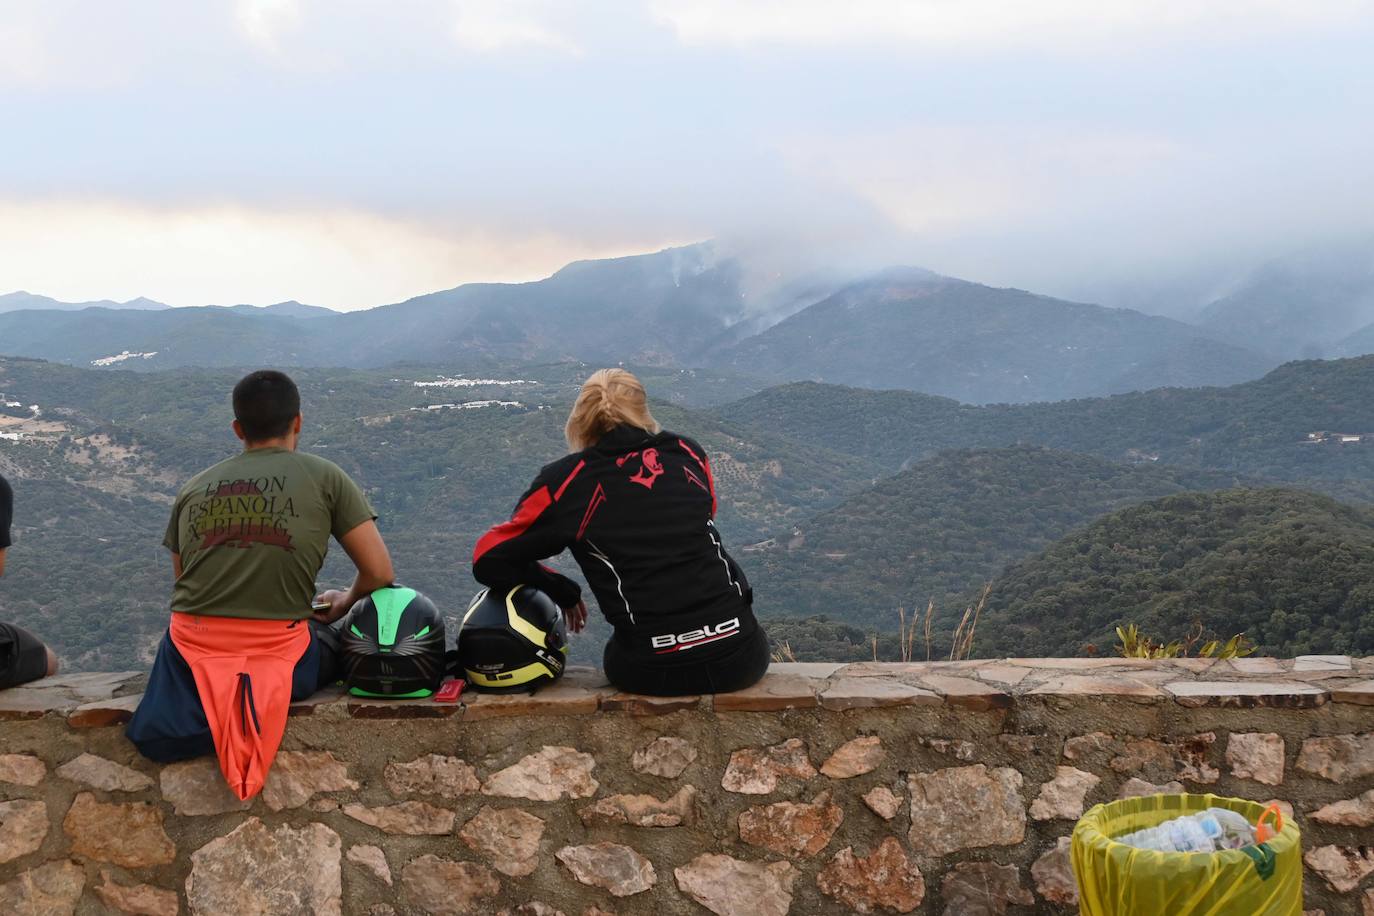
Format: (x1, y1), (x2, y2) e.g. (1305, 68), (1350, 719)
(1115, 808), (1256, 853)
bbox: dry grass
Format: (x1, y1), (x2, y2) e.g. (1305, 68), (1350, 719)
(949, 585), (991, 661)
(871, 586), (991, 663)
(771, 641), (798, 664)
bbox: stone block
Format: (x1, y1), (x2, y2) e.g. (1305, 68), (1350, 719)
(347, 844), (392, 886)
(599, 693), (703, 715)
(188, 819), (341, 915)
(738, 790), (844, 857)
(0, 799), (48, 865)
(819, 676), (940, 710)
(916, 673), (1012, 710)
(460, 806), (545, 877)
(56, 753), (154, 792)
(908, 765), (1026, 856)
(820, 735), (884, 778)
(1304, 845), (1374, 893)
(0, 861), (84, 915)
(1032, 837), (1078, 906)
(580, 785), (697, 828)
(556, 843), (656, 897)
(1229, 657), (1286, 674)
(0, 753), (46, 786)
(342, 801), (456, 835)
(975, 664), (1031, 686)
(1062, 732), (1119, 761)
(385, 754), (481, 798)
(1175, 732), (1221, 784)
(401, 856), (501, 916)
(818, 838), (925, 913)
(1030, 766), (1100, 820)
(482, 745), (598, 801)
(347, 696), (460, 719)
(1029, 675), (1163, 702)
(770, 662), (845, 678)
(1225, 733), (1285, 786)
(462, 679), (603, 720)
(1164, 680), (1326, 708)
(160, 758), (251, 816)
(923, 737), (977, 760)
(631, 736), (697, 778)
(1297, 733), (1374, 781)
(1311, 789), (1374, 827)
(713, 674), (819, 711)
(68, 695), (142, 728)
(1294, 655), (1352, 671)
(940, 862), (1033, 915)
(1109, 738), (1174, 780)
(262, 751), (358, 811)
(863, 785), (902, 820)
(63, 793), (175, 868)
(94, 869), (178, 916)
(721, 737), (816, 794)
(1332, 680), (1374, 705)
(674, 854), (796, 916)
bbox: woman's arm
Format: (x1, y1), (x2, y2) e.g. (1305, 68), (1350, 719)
(472, 466), (584, 610)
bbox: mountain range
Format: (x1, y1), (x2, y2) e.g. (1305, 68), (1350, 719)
(1197, 245), (1374, 360)
(2, 241), (1337, 404)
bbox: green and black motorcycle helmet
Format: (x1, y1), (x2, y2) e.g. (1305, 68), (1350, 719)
(458, 585), (568, 693)
(340, 586), (447, 698)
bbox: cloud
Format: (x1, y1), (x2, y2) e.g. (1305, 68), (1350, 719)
(452, 0), (584, 55)
(235, 0), (303, 53)
(0, 199), (682, 310)
(650, 0), (1374, 50)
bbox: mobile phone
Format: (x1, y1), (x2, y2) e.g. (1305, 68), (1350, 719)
(311, 600), (332, 612)
(433, 679), (465, 703)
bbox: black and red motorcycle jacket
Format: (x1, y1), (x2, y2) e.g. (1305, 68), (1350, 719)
(472, 425), (757, 657)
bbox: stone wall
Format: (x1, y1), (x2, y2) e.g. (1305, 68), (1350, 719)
(1, 656), (1373, 915)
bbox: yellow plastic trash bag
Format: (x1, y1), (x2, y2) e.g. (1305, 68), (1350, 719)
(1071, 793), (1301, 916)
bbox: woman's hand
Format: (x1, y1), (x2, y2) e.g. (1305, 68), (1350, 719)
(313, 588), (353, 624)
(563, 599), (589, 634)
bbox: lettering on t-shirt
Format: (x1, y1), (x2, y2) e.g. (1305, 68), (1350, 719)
(186, 476), (301, 551)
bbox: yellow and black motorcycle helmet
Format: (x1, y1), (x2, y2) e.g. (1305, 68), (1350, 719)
(340, 586), (447, 698)
(458, 585), (568, 693)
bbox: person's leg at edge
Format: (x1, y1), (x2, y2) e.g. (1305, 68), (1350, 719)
(0, 622), (60, 689)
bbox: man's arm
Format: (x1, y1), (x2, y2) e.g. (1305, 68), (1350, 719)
(170, 551), (182, 580)
(314, 519), (395, 623)
(0, 548), (6, 578)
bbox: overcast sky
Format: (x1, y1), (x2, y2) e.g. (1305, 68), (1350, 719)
(1, 0), (1372, 310)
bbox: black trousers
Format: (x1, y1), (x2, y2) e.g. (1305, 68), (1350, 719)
(602, 625), (771, 696)
(0, 622), (49, 690)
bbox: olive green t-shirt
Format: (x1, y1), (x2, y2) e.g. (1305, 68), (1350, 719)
(164, 448), (376, 620)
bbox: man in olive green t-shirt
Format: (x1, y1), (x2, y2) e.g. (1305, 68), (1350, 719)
(164, 442), (380, 619)
(128, 370), (394, 799)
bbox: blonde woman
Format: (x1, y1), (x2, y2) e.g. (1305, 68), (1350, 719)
(472, 369), (769, 695)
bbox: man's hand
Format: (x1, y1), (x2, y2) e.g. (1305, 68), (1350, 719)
(563, 599), (588, 634)
(313, 588), (354, 624)
(313, 520), (396, 624)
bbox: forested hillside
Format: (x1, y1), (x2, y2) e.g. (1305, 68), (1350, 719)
(719, 357), (1374, 496)
(975, 489), (1374, 658)
(745, 447), (1251, 627)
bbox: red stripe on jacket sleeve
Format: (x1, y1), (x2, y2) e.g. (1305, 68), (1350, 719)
(678, 439), (717, 517)
(553, 460), (586, 501)
(472, 486), (553, 563)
